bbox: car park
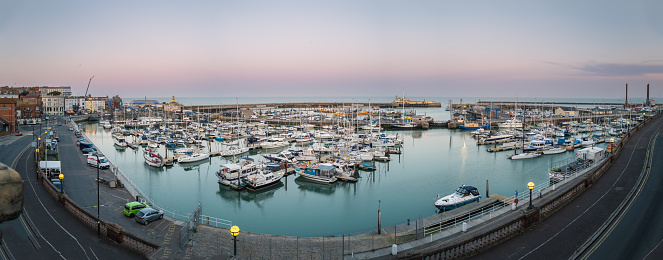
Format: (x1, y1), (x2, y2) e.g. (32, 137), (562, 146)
(87, 153), (110, 169)
(134, 208), (164, 225)
(123, 201), (148, 217)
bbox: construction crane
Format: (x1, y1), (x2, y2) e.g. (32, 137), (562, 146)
(84, 75), (95, 97)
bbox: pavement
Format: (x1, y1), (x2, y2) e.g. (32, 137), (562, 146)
(468, 115), (663, 260)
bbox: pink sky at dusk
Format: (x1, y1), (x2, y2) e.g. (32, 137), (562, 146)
(1, 0), (662, 99)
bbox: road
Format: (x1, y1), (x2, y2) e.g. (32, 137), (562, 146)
(0, 119), (141, 259)
(582, 129), (663, 259)
(470, 115), (663, 260)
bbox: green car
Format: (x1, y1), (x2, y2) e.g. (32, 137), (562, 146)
(124, 202), (148, 217)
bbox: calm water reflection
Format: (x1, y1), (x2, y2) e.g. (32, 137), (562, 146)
(84, 120), (603, 236)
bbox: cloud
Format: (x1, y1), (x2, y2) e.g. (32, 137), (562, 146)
(576, 62), (663, 76)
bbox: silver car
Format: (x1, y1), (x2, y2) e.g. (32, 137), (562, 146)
(134, 208), (164, 225)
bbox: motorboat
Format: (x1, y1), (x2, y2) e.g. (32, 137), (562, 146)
(295, 163), (337, 184)
(260, 138), (289, 149)
(216, 159), (260, 185)
(177, 151), (210, 163)
(509, 152), (542, 160)
(143, 148), (165, 167)
(242, 169), (285, 191)
(219, 146), (249, 156)
(113, 135), (128, 147)
(542, 147), (566, 155)
(498, 118), (523, 129)
(434, 185), (481, 210)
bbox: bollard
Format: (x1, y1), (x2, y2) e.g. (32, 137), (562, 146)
(392, 244), (398, 255)
(462, 222), (467, 232)
(511, 203), (516, 210)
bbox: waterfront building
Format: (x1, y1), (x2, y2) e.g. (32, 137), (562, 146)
(85, 97), (108, 113)
(129, 99), (160, 108)
(41, 95), (65, 115)
(0, 98), (17, 133)
(555, 107), (578, 117)
(39, 86), (72, 97)
(392, 97), (441, 107)
(16, 95), (42, 125)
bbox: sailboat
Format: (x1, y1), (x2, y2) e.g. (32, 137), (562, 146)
(391, 89), (418, 130)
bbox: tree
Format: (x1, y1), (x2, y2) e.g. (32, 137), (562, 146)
(48, 91), (61, 96)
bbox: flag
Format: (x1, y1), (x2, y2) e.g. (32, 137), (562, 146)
(515, 190), (518, 197)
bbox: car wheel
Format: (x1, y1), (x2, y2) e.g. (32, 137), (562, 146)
(159, 214), (163, 219)
(144, 220), (149, 225)
(129, 213), (134, 218)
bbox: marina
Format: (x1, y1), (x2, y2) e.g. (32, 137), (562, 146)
(78, 97), (650, 237)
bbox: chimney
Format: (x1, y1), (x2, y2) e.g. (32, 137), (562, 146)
(647, 83), (650, 105)
(625, 83), (628, 106)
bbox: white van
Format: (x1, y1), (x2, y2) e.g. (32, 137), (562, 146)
(87, 154), (110, 169)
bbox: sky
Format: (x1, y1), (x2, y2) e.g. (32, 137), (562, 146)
(1, 0), (662, 99)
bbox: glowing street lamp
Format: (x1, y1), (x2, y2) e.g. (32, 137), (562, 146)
(527, 182), (535, 210)
(59, 174), (64, 194)
(230, 225), (240, 256)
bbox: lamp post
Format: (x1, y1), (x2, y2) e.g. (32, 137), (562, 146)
(59, 174), (64, 194)
(230, 225), (240, 257)
(95, 153), (101, 238)
(527, 182), (535, 210)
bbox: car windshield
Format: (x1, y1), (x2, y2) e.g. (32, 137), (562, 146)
(99, 158), (108, 163)
(136, 211), (146, 217)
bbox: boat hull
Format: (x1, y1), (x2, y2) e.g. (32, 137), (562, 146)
(435, 197), (480, 210)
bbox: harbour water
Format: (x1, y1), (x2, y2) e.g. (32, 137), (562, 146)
(84, 98), (613, 237)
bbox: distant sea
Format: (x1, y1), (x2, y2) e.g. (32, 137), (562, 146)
(122, 96), (649, 106)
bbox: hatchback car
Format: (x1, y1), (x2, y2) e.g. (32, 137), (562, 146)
(123, 201), (148, 217)
(134, 208), (164, 225)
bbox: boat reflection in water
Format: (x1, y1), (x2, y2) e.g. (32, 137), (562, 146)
(294, 176), (337, 195)
(216, 181), (284, 208)
(181, 158), (211, 171)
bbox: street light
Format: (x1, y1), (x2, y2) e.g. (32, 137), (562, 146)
(527, 182), (535, 210)
(59, 173), (64, 194)
(230, 225), (240, 256)
(95, 153), (101, 238)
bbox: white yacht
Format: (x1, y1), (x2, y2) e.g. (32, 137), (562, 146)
(509, 152), (541, 160)
(113, 135), (128, 147)
(498, 118), (523, 129)
(434, 186), (481, 210)
(243, 169), (285, 191)
(220, 146), (250, 156)
(260, 138), (289, 149)
(177, 151), (210, 163)
(295, 163), (338, 184)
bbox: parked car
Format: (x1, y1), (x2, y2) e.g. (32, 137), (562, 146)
(124, 201), (148, 217)
(81, 147), (98, 155)
(14, 132), (22, 136)
(134, 208), (164, 225)
(86, 153), (110, 169)
(68, 127), (74, 131)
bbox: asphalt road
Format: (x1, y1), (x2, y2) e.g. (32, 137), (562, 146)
(0, 119), (142, 259)
(583, 130), (663, 260)
(470, 116), (663, 260)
